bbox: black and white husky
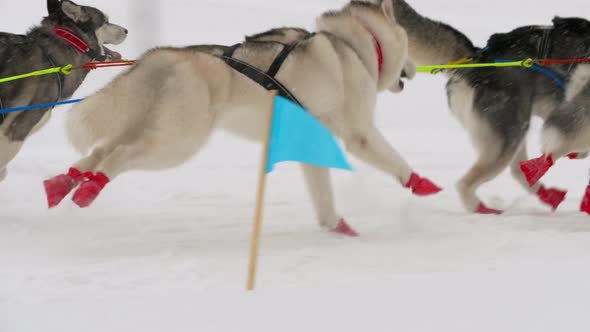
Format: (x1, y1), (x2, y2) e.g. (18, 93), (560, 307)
(375, 0), (590, 214)
(0, 0), (127, 182)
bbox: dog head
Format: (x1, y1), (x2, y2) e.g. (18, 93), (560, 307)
(317, 1), (414, 93)
(356, 0), (415, 93)
(43, 0), (128, 60)
(552, 17), (590, 57)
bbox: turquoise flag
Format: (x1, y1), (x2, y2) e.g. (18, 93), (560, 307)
(266, 96), (353, 173)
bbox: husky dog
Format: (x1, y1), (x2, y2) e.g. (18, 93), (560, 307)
(0, 0), (127, 182)
(374, 0), (590, 214)
(44, 1), (441, 236)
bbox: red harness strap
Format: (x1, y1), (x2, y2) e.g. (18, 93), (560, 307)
(53, 27), (90, 54)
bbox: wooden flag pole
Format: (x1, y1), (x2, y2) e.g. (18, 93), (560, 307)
(247, 90), (277, 291)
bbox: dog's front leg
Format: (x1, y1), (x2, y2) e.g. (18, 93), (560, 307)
(301, 164), (358, 236)
(6, 108), (49, 141)
(0, 128), (25, 182)
(344, 127), (441, 196)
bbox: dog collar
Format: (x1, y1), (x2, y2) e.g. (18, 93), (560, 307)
(373, 36), (384, 76)
(53, 27), (104, 60)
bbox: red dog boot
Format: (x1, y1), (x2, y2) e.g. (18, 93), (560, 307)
(405, 173), (443, 196)
(476, 203), (503, 215)
(72, 172), (110, 208)
(44, 168), (89, 208)
(520, 154), (554, 187)
(536, 185), (567, 211)
(580, 182), (590, 215)
(331, 219), (359, 237)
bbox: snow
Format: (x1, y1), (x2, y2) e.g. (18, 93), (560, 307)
(2, 0), (590, 331)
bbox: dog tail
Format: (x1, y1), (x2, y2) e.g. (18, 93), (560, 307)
(387, 0), (478, 65)
(66, 48), (178, 154)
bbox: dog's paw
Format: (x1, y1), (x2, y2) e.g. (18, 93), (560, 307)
(331, 219), (359, 237)
(537, 185), (567, 211)
(44, 168), (86, 208)
(405, 173), (443, 196)
(72, 172), (110, 208)
(5, 123), (29, 142)
(520, 154), (554, 187)
(476, 203), (503, 215)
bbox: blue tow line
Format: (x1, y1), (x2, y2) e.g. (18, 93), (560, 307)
(0, 98), (84, 114)
(529, 64), (567, 91)
(494, 58), (566, 91)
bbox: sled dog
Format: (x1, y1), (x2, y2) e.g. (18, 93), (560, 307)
(44, 1), (442, 236)
(374, 0), (590, 213)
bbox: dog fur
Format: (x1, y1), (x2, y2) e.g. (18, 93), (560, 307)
(46, 1), (440, 234)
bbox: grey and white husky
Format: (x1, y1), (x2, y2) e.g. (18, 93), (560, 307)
(44, 1), (441, 236)
(0, 0), (127, 182)
(374, 0), (590, 214)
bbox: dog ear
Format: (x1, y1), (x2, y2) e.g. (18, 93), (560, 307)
(61, 0), (89, 22)
(553, 16), (590, 33)
(47, 0), (61, 14)
(381, 0), (396, 23)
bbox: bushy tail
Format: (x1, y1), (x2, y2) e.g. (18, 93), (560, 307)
(389, 0), (477, 65)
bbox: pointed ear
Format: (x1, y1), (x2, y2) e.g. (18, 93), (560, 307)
(62, 1), (88, 22)
(47, 0), (61, 14)
(381, 0), (396, 23)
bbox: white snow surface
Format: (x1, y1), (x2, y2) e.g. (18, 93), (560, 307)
(2, 0), (590, 331)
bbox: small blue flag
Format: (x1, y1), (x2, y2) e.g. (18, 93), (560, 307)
(266, 96), (353, 173)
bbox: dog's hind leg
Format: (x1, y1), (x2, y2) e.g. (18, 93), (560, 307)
(71, 106), (216, 208)
(73, 140), (121, 173)
(457, 143), (519, 214)
(301, 164), (358, 236)
(510, 143), (566, 211)
(44, 140), (121, 208)
(0, 168), (6, 182)
(344, 127), (442, 196)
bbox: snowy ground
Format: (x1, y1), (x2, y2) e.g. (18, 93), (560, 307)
(2, 0), (590, 331)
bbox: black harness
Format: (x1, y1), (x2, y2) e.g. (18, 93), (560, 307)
(477, 27), (570, 91)
(41, 49), (64, 105)
(217, 36), (315, 107)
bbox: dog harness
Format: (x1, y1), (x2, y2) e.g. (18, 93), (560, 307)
(41, 49), (64, 105)
(218, 38), (311, 107)
(477, 27), (568, 91)
(218, 32), (385, 106)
